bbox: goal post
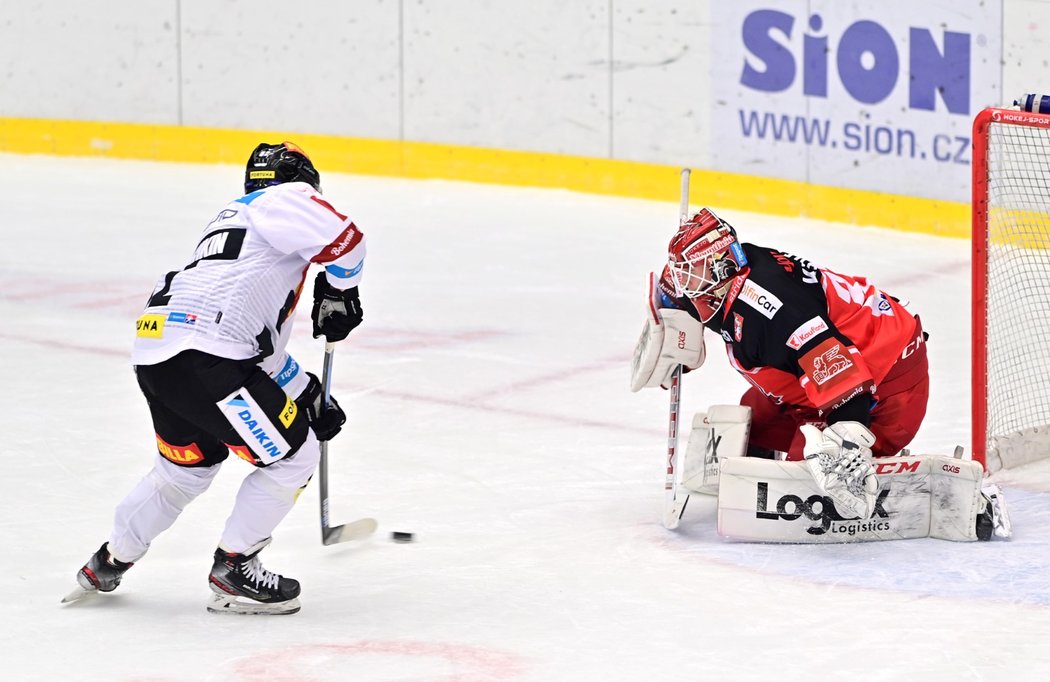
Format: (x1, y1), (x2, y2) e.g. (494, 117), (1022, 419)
(972, 105), (1050, 471)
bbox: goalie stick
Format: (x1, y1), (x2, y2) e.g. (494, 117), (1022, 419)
(319, 342), (378, 545)
(663, 168), (692, 529)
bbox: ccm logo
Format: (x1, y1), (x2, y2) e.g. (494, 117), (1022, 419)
(901, 332), (925, 359)
(875, 460), (922, 475)
(677, 331), (687, 349)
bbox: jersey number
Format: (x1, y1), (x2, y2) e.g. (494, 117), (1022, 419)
(147, 271), (177, 308)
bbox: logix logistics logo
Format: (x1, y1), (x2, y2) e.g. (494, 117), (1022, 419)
(755, 482), (892, 536)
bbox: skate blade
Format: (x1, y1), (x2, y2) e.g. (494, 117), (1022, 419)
(61, 585), (98, 604)
(662, 494), (689, 530)
(206, 592), (301, 616)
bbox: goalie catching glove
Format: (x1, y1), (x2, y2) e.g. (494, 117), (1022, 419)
(631, 273), (706, 391)
(800, 421), (879, 520)
(312, 271), (363, 343)
(295, 372), (347, 441)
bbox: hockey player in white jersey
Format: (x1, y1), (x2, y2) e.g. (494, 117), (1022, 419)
(66, 142), (366, 615)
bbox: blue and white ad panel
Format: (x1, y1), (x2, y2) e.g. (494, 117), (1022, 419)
(711, 1), (1002, 202)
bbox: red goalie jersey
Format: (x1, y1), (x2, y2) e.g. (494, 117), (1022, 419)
(658, 243), (928, 459)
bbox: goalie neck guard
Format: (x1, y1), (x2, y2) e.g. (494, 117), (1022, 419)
(667, 208), (748, 322)
(244, 142), (322, 195)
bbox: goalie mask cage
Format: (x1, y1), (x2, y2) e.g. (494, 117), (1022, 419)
(972, 107), (1050, 471)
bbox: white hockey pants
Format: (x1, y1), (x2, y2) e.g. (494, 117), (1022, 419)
(108, 431), (320, 562)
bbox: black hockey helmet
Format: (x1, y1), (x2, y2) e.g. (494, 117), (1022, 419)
(244, 141), (322, 194)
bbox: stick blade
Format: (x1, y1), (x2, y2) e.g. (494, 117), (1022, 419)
(322, 517), (378, 545)
(662, 495), (689, 530)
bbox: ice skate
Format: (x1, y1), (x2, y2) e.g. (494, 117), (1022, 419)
(207, 539), (301, 615)
(62, 543), (134, 604)
(976, 484), (1012, 540)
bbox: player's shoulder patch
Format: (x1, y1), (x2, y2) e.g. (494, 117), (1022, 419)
(800, 337), (854, 387)
(739, 279), (783, 319)
(786, 316), (830, 350)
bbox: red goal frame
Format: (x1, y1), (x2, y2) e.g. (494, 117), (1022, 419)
(971, 106), (1050, 470)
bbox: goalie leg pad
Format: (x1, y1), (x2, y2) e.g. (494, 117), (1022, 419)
(717, 455), (995, 543)
(925, 456), (984, 541)
(681, 405), (751, 496)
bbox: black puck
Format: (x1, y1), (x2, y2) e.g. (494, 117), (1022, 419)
(391, 531), (415, 543)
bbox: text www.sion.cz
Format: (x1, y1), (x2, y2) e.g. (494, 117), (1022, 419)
(738, 109), (970, 165)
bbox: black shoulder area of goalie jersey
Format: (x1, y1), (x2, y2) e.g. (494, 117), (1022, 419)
(716, 244), (838, 374)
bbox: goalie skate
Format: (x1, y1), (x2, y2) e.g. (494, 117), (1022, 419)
(977, 484), (1012, 540)
(207, 541), (301, 615)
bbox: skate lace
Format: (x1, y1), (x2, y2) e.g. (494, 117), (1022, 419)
(243, 556), (280, 591)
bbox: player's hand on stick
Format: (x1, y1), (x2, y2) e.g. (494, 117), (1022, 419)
(312, 272), (363, 342)
(800, 422), (878, 519)
(297, 371), (347, 441)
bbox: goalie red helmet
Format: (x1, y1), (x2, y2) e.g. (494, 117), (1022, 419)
(667, 208), (748, 322)
(244, 142), (322, 194)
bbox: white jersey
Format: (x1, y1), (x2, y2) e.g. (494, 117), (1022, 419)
(132, 182), (365, 368)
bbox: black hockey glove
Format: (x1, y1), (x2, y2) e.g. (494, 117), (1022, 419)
(311, 271), (363, 342)
(296, 372), (347, 442)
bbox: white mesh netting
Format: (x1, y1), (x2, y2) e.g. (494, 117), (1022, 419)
(984, 119), (1050, 467)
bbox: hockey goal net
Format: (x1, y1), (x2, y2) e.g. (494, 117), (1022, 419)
(973, 107), (1050, 471)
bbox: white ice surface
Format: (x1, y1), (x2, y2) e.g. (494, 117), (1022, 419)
(2, 154), (1050, 681)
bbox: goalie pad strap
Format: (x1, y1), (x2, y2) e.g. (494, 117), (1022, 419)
(716, 455), (984, 543)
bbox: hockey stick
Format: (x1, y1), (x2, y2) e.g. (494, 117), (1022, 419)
(319, 341), (378, 545)
(663, 168), (692, 530)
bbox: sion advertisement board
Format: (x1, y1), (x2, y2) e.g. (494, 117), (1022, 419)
(710, 1), (1002, 202)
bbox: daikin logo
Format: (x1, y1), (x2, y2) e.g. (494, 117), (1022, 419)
(235, 406), (283, 459)
(740, 10), (971, 114)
